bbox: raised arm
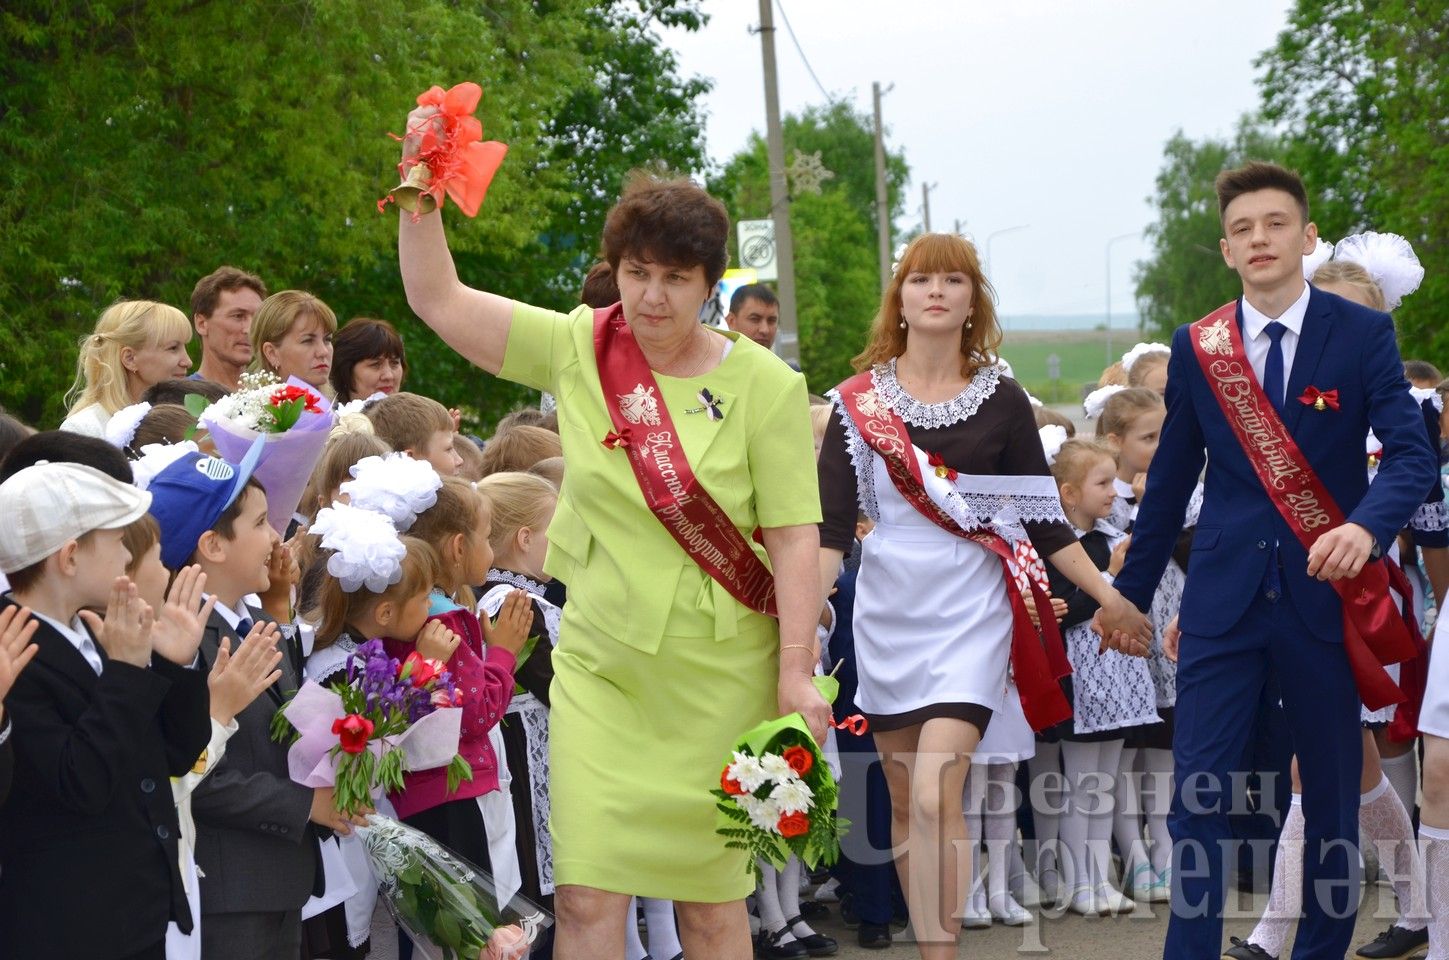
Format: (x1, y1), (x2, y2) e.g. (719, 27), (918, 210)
(397, 105), (516, 375)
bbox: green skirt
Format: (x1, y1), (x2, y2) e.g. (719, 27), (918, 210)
(548, 606), (777, 902)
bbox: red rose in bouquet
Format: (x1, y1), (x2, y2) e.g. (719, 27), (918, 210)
(782, 745), (814, 777)
(777, 812), (810, 838)
(720, 767), (746, 796)
(332, 714), (375, 754)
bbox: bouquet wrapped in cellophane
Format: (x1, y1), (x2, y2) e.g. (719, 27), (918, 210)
(712, 675), (854, 881)
(358, 814), (551, 959)
(191, 370), (333, 533)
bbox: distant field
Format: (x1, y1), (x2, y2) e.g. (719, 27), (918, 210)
(999, 329), (1145, 402)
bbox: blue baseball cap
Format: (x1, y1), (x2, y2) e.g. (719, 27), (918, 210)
(148, 435), (267, 569)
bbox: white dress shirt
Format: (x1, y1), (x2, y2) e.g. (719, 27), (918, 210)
(1241, 282), (1312, 401)
(33, 610), (103, 675)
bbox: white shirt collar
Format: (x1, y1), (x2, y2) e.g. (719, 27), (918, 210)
(205, 594), (247, 631)
(32, 610), (104, 675)
(1112, 477), (1136, 499)
(1241, 282), (1311, 342)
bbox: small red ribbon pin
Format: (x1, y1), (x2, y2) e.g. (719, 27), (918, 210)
(602, 429), (631, 449)
(1298, 386), (1340, 411)
(927, 451), (958, 482)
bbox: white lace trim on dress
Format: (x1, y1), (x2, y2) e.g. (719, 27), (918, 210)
(828, 389), (881, 522)
(306, 634), (359, 684)
(871, 358), (1002, 429)
(937, 473), (1068, 545)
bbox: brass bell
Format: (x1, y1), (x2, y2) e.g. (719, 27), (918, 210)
(1314, 396), (1326, 411)
(391, 162), (437, 215)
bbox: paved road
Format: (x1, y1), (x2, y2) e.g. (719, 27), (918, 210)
(365, 879), (1409, 958)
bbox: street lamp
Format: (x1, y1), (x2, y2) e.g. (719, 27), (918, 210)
(1105, 231), (1140, 366)
(985, 223), (1030, 277)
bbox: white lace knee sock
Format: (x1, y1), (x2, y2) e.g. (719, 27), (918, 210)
(624, 897), (649, 960)
(779, 857), (818, 940)
(1383, 750), (1420, 817)
(1142, 747), (1175, 877)
(641, 898), (683, 959)
(756, 860), (798, 943)
(1028, 742), (1063, 876)
(1419, 824), (1449, 960)
(1360, 774), (1427, 931)
(1111, 747), (1147, 880)
(984, 762), (1022, 909)
(1248, 794), (1304, 957)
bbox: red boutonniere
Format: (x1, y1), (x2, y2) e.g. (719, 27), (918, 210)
(927, 451), (958, 482)
(1298, 386), (1340, 412)
(602, 428), (631, 449)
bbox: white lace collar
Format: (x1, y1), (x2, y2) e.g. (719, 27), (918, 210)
(486, 568), (547, 597)
(871, 357), (1002, 429)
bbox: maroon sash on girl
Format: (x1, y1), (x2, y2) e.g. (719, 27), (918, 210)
(1189, 301), (1417, 709)
(836, 371), (1073, 731)
(592, 304), (778, 618)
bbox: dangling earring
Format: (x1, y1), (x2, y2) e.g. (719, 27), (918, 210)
(899, 317), (907, 330)
(964, 309), (974, 330)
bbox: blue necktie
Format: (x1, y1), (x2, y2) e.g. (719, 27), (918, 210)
(235, 617), (254, 641)
(1263, 321), (1288, 414)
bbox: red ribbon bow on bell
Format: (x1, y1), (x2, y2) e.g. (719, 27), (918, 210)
(602, 429), (631, 449)
(928, 451), (958, 482)
(1298, 386), (1340, 411)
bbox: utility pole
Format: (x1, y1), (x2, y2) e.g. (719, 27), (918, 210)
(756, 0), (799, 366)
(872, 81), (892, 294)
(921, 182), (937, 233)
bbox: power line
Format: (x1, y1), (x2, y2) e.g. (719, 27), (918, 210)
(773, 0), (833, 103)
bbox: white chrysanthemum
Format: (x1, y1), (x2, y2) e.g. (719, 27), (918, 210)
(311, 501), (406, 593)
(131, 440), (200, 491)
(1038, 424), (1069, 466)
(739, 794), (783, 833)
(759, 753), (795, 783)
(1120, 342), (1170, 375)
(728, 752), (768, 793)
(342, 453), (443, 531)
(771, 777), (815, 816)
(1083, 384), (1126, 421)
(105, 401), (152, 449)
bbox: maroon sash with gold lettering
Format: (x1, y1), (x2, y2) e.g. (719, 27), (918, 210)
(1190, 301), (1416, 709)
(836, 371), (1073, 731)
(592, 304), (778, 618)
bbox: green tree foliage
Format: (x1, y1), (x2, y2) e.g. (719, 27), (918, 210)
(1256, 0), (1447, 361)
(0, 0), (711, 429)
(708, 101), (910, 394)
(1134, 123), (1283, 338)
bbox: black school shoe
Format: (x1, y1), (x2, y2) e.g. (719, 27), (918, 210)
(1354, 925), (1430, 959)
(783, 916), (838, 957)
(857, 923), (892, 949)
(755, 927), (808, 960)
(1222, 937), (1276, 960)
(798, 900), (829, 922)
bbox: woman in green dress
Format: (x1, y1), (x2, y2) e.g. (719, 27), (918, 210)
(397, 108), (831, 960)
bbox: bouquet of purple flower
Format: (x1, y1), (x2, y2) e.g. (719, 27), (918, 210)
(272, 638), (472, 816)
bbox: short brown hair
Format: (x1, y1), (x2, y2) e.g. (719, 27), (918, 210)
(601, 174), (730, 289)
(527, 456), (564, 489)
(1033, 406), (1075, 436)
(365, 392), (452, 454)
(453, 434), (486, 483)
(191, 266), (267, 320)
(121, 514), (161, 577)
(330, 318), (409, 402)
(141, 378), (228, 407)
(580, 262), (620, 309)
(495, 406), (558, 435)
(130, 404), (198, 452)
(1404, 360), (1443, 386)
(479, 425), (562, 477)
(1215, 161), (1309, 225)
(854, 233), (1001, 380)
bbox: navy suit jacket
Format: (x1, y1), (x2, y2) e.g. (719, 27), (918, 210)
(1114, 286), (1438, 642)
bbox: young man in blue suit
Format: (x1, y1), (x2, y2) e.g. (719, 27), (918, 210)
(1096, 162), (1438, 960)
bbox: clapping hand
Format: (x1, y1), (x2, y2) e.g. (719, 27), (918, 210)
(484, 590), (533, 657)
(416, 620), (463, 663)
(0, 605), (40, 719)
(80, 578), (154, 668)
(151, 565), (218, 666)
(208, 622), (284, 727)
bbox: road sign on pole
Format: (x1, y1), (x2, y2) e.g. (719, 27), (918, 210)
(737, 219), (778, 282)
